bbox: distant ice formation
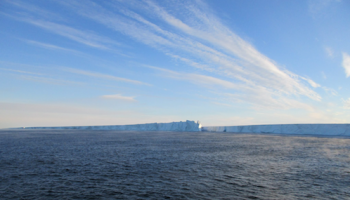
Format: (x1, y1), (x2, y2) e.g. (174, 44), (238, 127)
(202, 124), (350, 136)
(10, 122), (350, 136)
(18, 120), (202, 132)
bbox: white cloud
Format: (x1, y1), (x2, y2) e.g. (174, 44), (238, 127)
(63, 68), (151, 86)
(324, 46), (334, 58)
(342, 52), (350, 78)
(308, 0), (341, 18)
(322, 87), (338, 96)
(4, 5), (130, 56)
(0, 64), (84, 85)
(101, 94), (136, 102)
(24, 19), (119, 50)
(147, 65), (241, 90)
(0, 67), (43, 76)
(19, 75), (84, 86)
(223, 90), (315, 111)
(3, 5), (121, 51)
(189, 74), (240, 89)
(212, 102), (232, 107)
(8, 0), (323, 110)
(148, 65), (317, 111)
(300, 76), (320, 88)
(167, 53), (214, 72)
(321, 71), (327, 79)
(25, 40), (81, 54)
(81, 0), (323, 108)
(343, 98), (350, 109)
(4, 0), (65, 21)
(130, 1), (321, 100)
(59, 1), (320, 93)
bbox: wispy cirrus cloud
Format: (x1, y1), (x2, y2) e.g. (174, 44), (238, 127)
(101, 94), (136, 102)
(19, 75), (84, 86)
(149, 1), (321, 99)
(308, 0), (341, 18)
(148, 65), (316, 110)
(343, 98), (350, 109)
(342, 52), (350, 78)
(58, 0), (321, 106)
(4, 0), (65, 21)
(321, 71), (327, 79)
(223, 91), (315, 111)
(167, 53), (214, 72)
(299, 76), (320, 88)
(147, 65), (240, 90)
(2, 2), (122, 52)
(212, 102), (232, 107)
(322, 87), (338, 96)
(5, 0), (322, 110)
(324, 46), (334, 58)
(24, 40), (82, 54)
(23, 19), (119, 50)
(0, 67), (43, 76)
(63, 68), (151, 86)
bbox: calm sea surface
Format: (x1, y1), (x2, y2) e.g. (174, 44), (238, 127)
(0, 130), (349, 199)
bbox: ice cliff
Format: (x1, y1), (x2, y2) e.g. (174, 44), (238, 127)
(202, 124), (350, 136)
(19, 120), (202, 132)
(12, 122), (350, 136)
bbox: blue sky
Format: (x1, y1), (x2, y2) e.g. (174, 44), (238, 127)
(1, 0), (349, 128)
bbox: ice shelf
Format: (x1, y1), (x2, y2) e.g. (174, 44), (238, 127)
(201, 124), (350, 136)
(17, 120), (202, 132)
(10, 122), (350, 136)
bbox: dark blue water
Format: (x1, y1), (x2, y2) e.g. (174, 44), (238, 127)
(0, 130), (349, 199)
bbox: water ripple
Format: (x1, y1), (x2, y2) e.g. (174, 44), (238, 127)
(0, 130), (349, 199)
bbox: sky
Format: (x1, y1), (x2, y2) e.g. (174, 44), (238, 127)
(0, 0), (350, 128)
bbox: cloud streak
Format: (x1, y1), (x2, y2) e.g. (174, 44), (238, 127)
(19, 75), (84, 86)
(324, 46), (334, 58)
(58, 0), (321, 105)
(343, 98), (350, 109)
(63, 68), (151, 86)
(0, 67), (43, 76)
(2, 2), (122, 51)
(147, 65), (240, 90)
(23, 19), (119, 50)
(25, 40), (82, 54)
(147, 65), (316, 110)
(342, 52), (350, 78)
(101, 94), (136, 102)
(4, 0), (65, 21)
(5, 0), (323, 110)
(308, 0), (341, 18)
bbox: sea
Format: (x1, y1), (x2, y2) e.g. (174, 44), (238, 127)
(0, 130), (349, 199)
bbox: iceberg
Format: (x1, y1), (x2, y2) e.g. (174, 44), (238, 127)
(202, 124), (350, 136)
(17, 120), (202, 132)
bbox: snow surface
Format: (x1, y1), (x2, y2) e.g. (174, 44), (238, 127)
(202, 124), (350, 136)
(18, 120), (202, 132)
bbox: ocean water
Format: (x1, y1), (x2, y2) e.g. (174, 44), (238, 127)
(0, 130), (349, 199)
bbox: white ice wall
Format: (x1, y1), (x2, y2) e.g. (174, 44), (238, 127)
(13, 122), (350, 136)
(202, 124), (350, 136)
(19, 120), (202, 132)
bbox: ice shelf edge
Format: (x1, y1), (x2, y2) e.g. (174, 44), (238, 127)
(13, 120), (202, 132)
(201, 124), (350, 136)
